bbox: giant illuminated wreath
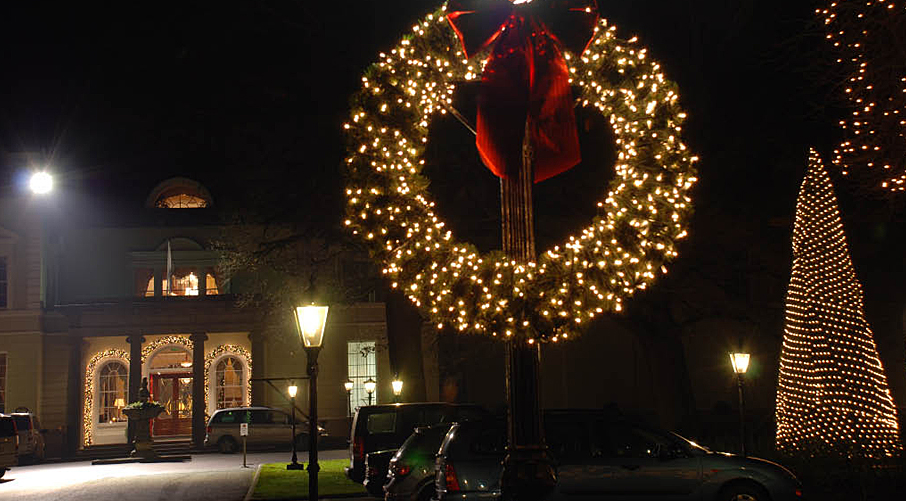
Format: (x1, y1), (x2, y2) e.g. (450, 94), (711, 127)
(344, 2), (697, 343)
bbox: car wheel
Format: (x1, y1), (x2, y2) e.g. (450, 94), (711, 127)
(717, 482), (770, 501)
(295, 433), (309, 451)
(218, 436), (238, 454)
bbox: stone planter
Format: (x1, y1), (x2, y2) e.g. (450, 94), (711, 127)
(123, 404), (165, 459)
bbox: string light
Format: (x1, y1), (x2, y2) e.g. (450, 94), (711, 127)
(819, 1), (906, 192)
(775, 149), (901, 458)
(343, 6), (698, 343)
(83, 339), (253, 446)
(83, 349), (130, 446)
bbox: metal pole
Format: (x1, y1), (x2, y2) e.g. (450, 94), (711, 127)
(346, 390), (352, 418)
(498, 120), (556, 501)
(737, 373), (746, 456)
(307, 347), (321, 501)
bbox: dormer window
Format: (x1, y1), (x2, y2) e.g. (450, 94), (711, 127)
(145, 177), (213, 209)
(156, 194), (208, 209)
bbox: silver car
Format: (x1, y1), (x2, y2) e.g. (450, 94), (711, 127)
(435, 411), (803, 501)
(384, 422), (453, 501)
(204, 406), (325, 454)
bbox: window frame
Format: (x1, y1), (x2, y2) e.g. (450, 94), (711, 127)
(0, 255), (8, 309)
(347, 341), (377, 407)
(214, 355), (246, 410)
(97, 360), (129, 426)
(0, 353), (6, 414)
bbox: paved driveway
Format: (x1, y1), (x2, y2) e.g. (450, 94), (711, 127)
(0, 450), (348, 501)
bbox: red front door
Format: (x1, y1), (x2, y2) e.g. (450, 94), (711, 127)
(151, 374), (193, 436)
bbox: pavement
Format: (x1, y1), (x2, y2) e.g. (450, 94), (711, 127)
(0, 449), (357, 501)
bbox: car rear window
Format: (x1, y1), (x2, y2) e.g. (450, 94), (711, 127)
(0, 417), (16, 437)
(214, 410), (248, 424)
(13, 415), (30, 431)
(366, 412), (397, 434)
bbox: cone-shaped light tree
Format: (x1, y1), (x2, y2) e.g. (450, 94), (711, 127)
(776, 149), (901, 458)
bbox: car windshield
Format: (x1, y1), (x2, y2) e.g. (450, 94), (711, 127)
(13, 415), (30, 431)
(0, 418), (16, 437)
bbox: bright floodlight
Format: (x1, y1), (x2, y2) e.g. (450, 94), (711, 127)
(729, 352), (751, 374)
(30, 171), (53, 195)
(288, 384), (298, 398)
(294, 304), (329, 348)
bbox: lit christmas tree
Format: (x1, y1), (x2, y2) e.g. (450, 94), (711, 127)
(819, 0), (906, 192)
(776, 149), (901, 458)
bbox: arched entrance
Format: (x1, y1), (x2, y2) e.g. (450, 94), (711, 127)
(146, 344), (193, 437)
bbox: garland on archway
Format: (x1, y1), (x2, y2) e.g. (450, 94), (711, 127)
(83, 349), (130, 446)
(344, 5), (697, 343)
(205, 344), (253, 409)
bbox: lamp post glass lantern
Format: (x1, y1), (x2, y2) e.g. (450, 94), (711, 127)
(729, 352), (750, 456)
(287, 384), (303, 470)
(391, 376), (403, 402)
(293, 304), (329, 501)
(364, 377), (376, 406)
(29, 171), (53, 195)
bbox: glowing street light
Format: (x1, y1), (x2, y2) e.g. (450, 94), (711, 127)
(29, 171), (53, 195)
(344, 379), (354, 417)
(286, 384), (303, 470)
(364, 378), (376, 406)
(729, 352), (750, 456)
(293, 304), (329, 501)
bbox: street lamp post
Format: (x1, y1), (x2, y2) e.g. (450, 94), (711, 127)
(391, 375), (403, 403)
(286, 384), (303, 470)
(364, 378), (376, 406)
(729, 352), (750, 456)
(294, 304), (329, 501)
(344, 380), (354, 417)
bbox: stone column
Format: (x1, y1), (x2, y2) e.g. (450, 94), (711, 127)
(153, 268), (163, 297)
(196, 268), (206, 296)
(126, 334), (145, 444)
(65, 335), (82, 457)
(190, 332), (208, 448)
(249, 331), (266, 406)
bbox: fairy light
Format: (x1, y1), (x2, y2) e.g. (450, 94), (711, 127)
(204, 344), (253, 409)
(343, 7), (697, 343)
(83, 349), (130, 446)
(819, 0), (906, 192)
(775, 149), (901, 458)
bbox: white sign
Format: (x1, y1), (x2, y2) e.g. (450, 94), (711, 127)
(240, 423), (249, 437)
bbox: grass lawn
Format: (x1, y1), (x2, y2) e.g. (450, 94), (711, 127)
(251, 458), (367, 500)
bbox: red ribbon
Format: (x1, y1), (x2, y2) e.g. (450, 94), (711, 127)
(447, 0), (599, 182)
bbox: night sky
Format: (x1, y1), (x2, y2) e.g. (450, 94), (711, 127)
(1, 1), (902, 320)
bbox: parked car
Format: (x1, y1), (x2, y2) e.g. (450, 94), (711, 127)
(384, 422), (454, 501)
(11, 410), (46, 463)
(345, 403), (489, 485)
(364, 449), (397, 497)
(435, 410), (803, 501)
(204, 406), (326, 454)
(0, 415), (17, 478)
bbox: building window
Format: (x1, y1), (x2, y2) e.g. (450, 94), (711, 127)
(205, 268), (219, 295)
(0, 353), (6, 413)
(164, 269), (200, 296)
(156, 194), (208, 209)
(98, 361), (128, 424)
(347, 341), (377, 407)
(0, 256), (7, 308)
(215, 356), (244, 409)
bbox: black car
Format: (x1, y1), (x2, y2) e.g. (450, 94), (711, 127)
(384, 422), (454, 501)
(434, 410), (803, 501)
(345, 403), (489, 485)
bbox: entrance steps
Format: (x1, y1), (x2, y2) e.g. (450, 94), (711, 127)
(77, 437), (202, 460)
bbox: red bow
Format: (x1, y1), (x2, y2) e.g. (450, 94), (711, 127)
(447, 0), (599, 182)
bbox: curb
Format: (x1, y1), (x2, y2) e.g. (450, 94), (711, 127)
(244, 463), (264, 501)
